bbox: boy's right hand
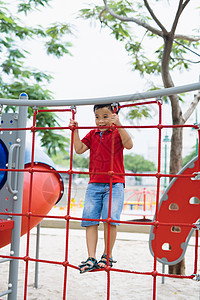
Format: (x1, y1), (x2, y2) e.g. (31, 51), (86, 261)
(68, 119), (88, 154)
(69, 118), (78, 128)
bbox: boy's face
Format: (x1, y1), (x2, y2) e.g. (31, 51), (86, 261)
(94, 107), (113, 132)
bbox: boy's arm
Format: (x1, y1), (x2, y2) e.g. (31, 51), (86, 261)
(69, 119), (88, 154)
(111, 114), (133, 150)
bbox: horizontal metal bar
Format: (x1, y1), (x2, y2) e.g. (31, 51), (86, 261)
(0, 258), (12, 263)
(0, 289), (12, 297)
(0, 82), (199, 107)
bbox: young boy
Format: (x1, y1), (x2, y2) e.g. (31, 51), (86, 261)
(69, 103), (133, 273)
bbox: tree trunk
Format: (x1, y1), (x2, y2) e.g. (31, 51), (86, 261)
(161, 33), (186, 274)
(168, 108), (185, 275)
(169, 125), (183, 175)
(169, 260), (185, 275)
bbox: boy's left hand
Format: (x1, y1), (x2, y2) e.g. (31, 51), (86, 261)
(111, 114), (121, 126)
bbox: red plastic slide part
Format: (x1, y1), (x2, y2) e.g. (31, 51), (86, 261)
(0, 163), (63, 248)
(0, 219), (14, 231)
(149, 156), (200, 265)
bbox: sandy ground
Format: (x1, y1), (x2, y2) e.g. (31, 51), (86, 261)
(0, 227), (199, 300)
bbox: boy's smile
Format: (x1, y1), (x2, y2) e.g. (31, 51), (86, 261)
(94, 107), (113, 132)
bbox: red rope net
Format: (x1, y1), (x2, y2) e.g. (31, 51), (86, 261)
(0, 101), (199, 300)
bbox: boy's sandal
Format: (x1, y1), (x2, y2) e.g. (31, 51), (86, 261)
(98, 254), (117, 268)
(78, 257), (98, 274)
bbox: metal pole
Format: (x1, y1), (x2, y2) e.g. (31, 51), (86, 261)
(162, 263), (165, 284)
(8, 93), (28, 300)
(34, 223), (41, 289)
(164, 142), (167, 189)
(163, 134), (170, 189)
(0, 82), (200, 107)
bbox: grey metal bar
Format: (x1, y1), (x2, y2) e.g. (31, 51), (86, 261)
(34, 223), (41, 289)
(0, 289), (12, 297)
(8, 93), (28, 300)
(0, 82), (199, 107)
(162, 263), (165, 284)
(0, 258), (12, 263)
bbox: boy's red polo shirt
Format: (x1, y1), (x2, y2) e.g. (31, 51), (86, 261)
(82, 129), (125, 185)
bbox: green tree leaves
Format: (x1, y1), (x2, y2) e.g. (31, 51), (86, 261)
(128, 105), (151, 119)
(0, 0), (73, 154)
(18, 0), (50, 14)
(50, 151), (89, 169)
(124, 154), (156, 173)
(79, 1), (200, 78)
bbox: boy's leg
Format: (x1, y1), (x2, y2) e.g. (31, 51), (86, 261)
(98, 223), (117, 268)
(79, 224), (98, 273)
(98, 183), (124, 267)
(86, 224), (98, 258)
(80, 183), (103, 271)
(103, 223), (117, 257)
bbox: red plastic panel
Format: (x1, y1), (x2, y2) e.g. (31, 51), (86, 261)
(0, 219), (14, 231)
(150, 158), (200, 264)
(0, 163), (63, 248)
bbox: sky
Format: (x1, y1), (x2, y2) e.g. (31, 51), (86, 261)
(10, 0), (200, 165)
(21, 0), (200, 99)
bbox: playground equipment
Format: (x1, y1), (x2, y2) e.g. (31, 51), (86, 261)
(149, 155), (200, 265)
(0, 143), (64, 249)
(0, 82), (200, 300)
(123, 187), (159, 219)
(0, 94), (64, 299)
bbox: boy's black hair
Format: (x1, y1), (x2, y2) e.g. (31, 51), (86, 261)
(93, 103), (120, 114)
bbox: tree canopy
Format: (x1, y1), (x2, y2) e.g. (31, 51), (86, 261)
(0, 0), (73, 154)
(124, 154), (156, 173)
(51, 151), (89, 169)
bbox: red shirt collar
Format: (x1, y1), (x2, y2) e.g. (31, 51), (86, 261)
(95, 128), (113, 134)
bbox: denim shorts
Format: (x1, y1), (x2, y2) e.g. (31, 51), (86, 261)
(81, 183), (124, 227)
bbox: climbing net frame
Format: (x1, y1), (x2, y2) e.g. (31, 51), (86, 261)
(0, 82), (200, 300)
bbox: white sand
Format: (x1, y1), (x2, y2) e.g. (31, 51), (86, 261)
(0, 227), (199, 300)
